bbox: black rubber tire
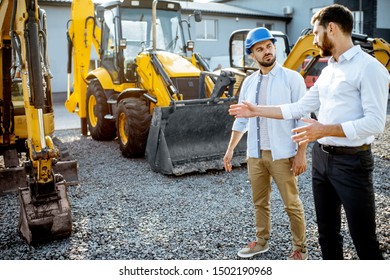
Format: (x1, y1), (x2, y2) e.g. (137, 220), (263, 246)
(86, 79), (116, 140)
(116, 97), (151, 158)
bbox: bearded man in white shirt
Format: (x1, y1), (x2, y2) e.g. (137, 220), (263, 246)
(223, 27), (309, 260)
(229, 4), (388, 260)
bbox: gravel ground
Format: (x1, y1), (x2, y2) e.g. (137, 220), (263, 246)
(0, 103), (389, 260)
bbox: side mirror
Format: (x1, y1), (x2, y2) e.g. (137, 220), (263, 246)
(194, 10), (202, 22)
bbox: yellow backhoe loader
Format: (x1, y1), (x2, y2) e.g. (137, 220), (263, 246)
(66, 0), (243, 175)
(0, 0), (77, 244)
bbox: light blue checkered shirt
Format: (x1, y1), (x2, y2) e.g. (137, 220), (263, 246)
(232, 62), (307, 160)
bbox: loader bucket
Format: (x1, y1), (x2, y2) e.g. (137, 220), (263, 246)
(146, 101), (247, 175)
(18, 181), (72, 245)
(53, 160), (79, 186)
(0, 166), (25, 195)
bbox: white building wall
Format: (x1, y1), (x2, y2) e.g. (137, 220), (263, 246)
(41, 5), (71, 93)
(377, 0), (390, 29)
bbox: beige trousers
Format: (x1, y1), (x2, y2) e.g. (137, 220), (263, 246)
(247, 151), (307, 252)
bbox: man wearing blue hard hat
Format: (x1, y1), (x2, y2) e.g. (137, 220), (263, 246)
(245, 27), (276, 55)
(224, 27), (309, 260)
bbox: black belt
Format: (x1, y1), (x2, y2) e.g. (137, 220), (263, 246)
(319, 143), (371, 155)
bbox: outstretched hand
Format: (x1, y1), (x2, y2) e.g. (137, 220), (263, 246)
(229, 101), (257, 118)
(291, 118), (324, 145)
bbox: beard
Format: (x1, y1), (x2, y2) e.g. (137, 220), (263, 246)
(317, 32), (333, 57)
(258, 54), (276, 67)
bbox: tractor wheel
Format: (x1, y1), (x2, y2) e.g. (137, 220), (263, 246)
(86, 79), (116, 140)
(117, 97), (151, 158)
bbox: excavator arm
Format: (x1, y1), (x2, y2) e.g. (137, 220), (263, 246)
(284, 30), (390, 76)
(1, 0), (74, 244)
(65, 0), (101, 134)
(282, 31), (321, 76)
(352, 34), (390, 72)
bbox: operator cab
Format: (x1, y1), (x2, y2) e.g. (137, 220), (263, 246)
(96, 1), (188, 84)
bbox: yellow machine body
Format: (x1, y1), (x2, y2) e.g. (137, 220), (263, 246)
(0, 0), (77, 244)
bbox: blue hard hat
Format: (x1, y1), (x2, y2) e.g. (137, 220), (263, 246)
(245, 27), (276, 55)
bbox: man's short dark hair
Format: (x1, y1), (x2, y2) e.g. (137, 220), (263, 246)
(311, 4), (353, 35)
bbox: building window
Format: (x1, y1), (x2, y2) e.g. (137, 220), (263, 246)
(352, 11), (364, 34)
(196, 19), (217, 40)
(257, 23), (274, 30)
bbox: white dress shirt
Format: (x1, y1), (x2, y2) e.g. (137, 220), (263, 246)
(281, 45), (390, 147)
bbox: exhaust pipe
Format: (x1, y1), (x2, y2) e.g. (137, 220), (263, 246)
(152, 0), (158, 51)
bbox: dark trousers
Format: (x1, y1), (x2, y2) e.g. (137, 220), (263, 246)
(312, 142), (383, 260)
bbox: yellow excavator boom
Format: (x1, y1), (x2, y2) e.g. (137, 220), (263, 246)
(0, 0), (76, 244)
